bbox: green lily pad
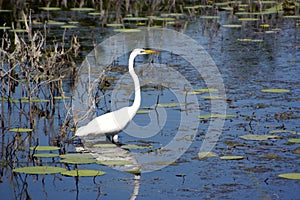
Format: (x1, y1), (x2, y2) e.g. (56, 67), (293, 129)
(106, 23), (123, 27)
(39, 7), (61, 11)
(157, 103), (184, 108)
(30, 146), (60, 151)
(121, 144), (152, 149)
(97, 160), (133, 166)
(60, 154), (95, 164)
(62, 169), (106, 177)
(222, 24), (242, 28)
(47, 20), (66, 25)
(239, 134), (280, 141)
(60, 25), (78, 29)
(114, 29), (141, 33)
(238, 18), (259, 21)
(123, 17), (149, 21)
(13, 166), (66, 175)
(9, 128), (33, 132)
(269, 129), (298, 135)
(124, 167), (141, 175)
(237, 38), (263, 42)
(261, 88), (290, 93)
(70, 8), (95, 12)
(288, 138), (300, 143)
(199, 114), (236, 119)
(198, 152), (217, 159)
(200, 16), (220, 19)
(201, 95), (226, 100)
(278, 173), (300, 180)
(93, 143), (117, 148)
(220, 155), (244, 160)
(137, 110), (150, 114)
(33, 153), (59, 158)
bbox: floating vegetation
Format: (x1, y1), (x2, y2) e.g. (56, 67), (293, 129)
(194, 88), (218, 93)
(200, 16), (220, 19)
(288, 138), (300, 143)
(269, 129), (298, 135)
(0, 9), (12, 12)
(124, 167), (141, 175)
(106, 23), (123, 27)
(93, 143), (117, 148)
(62, 170), (106, 177)
(97, 160), (133, 166)
(238, 18), (260, 21)
(60, 25), (78, 29)
(30, 146), (60, 151)
(278, 173), (300, 180)
(222, 24), (242, 28)
(113, 28), (141, 33)
(200, 95), (227, 100)
(13, 166), (66, 175)
(0, 26), (11, 30)
(157, 103), (184, 108)
(47, 20), (66, 25)
(121, 144), (152, 150)
(60, 154), (95, 164)
(70, 8), (95, 12)
(137, 110), (150, 114)
(9, 29), (27, 33)
(33, 153), (59, 158)
(9, 128), (33, 133)
(198, 152), (217, 159)
(39, 7), (61, 11)
(261, 88), (290, 93)
(239, 134), (280, 141)
(220, 155), (244, 160)
(199, 114), (236, 119)
(237, 38), (263, 42)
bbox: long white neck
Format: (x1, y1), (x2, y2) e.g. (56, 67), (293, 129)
(128, 53), (141, 115)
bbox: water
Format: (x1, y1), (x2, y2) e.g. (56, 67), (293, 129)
(1, 2), (300, 200)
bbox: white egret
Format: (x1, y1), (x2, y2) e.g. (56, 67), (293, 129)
(75, 49), (159, 143)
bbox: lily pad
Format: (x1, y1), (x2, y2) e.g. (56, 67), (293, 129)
(261, 88), (290, 93)
(201, 95), (225, 100)
(93, 143), (117, 148)
(97, 160), (133, 166)
(62, 169), (106, 177)
(269, 129), (298, 135)
(70, 8), (95, 12)
(137, 110), (150, 114)
(30, 146), (60, 151)
(199, 114), (236, 119)
(239, 134), (280, 141)
(198, 152), (217, 159)
(238, 18), (259, 21)
(60, 25), (78, 29)
(9, 128), (33, 133)
(194, 88), (218, 93)
(288, 138), (300, 143)
(278, 173), (300, 180)
(121, 144), (152, 149)
(220, 156), (244, 160)
(222, 24), (242, 28)
(33, 153), (59, 158)
(157, 103), (184, 108)
(124, 167), (141, 175)
(13, 166), (66, 175)
(60, 154), (95, 164)
(113, 29), (141, 33)
(39, 7), (61, 11)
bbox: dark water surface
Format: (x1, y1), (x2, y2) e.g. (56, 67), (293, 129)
(0, 2), (300, 200)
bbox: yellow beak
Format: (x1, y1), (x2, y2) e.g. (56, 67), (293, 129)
(145, 49), (160, 54)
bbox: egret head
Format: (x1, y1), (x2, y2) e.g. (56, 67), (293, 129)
(132, 48), (160, 55)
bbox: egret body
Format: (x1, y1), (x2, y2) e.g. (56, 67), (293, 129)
(75, 49), (158, 142)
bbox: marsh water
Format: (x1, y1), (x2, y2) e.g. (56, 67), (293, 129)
(0, 1), (300, 200)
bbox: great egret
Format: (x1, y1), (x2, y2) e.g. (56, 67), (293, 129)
(75, 49), (159, 143)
